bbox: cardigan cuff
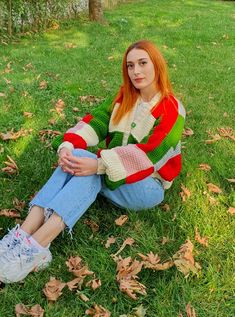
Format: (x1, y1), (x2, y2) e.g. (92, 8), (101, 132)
(57, 141), (74, 154)
(97, 158), (106, 175)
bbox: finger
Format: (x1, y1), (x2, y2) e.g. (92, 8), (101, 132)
(61, 157), (80, 169)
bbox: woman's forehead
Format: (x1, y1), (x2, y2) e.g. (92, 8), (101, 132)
(126, 48), (149, 62)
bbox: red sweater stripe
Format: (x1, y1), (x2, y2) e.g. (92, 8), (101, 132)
(82, 114), (93, 123)
(126, 167), (154, 184)
(157, 154), (181, 181)
(63, 133), (87, 149)
(137, 96), (179, 154)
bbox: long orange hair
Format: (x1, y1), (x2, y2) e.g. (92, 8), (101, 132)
(112, 40), (173, 124)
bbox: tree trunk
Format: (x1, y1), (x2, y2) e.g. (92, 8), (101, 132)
(6, 0), (13, 37)
(89, 0), (103, 22)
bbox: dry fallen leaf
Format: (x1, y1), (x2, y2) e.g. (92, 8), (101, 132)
(198, 164), (211, 171)
(173, 239), (201, 277)
(105, 236), (117, 248)
(77, 291), (89, 302)
(39, 81), (47, 90)
(207, 183), (222, 194)
(23, 111), (34, 118)
(15, 303), (44, 317)
(115, 215), (128, 226)
(65, 256), (93, 279)
(119, 277), (147, 300)
(161, 203), (170, 212)
(186, 303), (197, 317)
(86, 304), (111, 317)
(55, 99), (65, 114)
(161, 236), (170, 245)
(84, 219), (99, 233)
(116, 257), (143, 281)
(183, 128), (194, 137)
(112, 237), (135, 258)
(86, 278), (101, 290)
(205, 132), (221, 144)
(228, 207), (235, 215)
(79, 95), (103, 105)
(13, 197), (26, 211)
(0, 92), (6, 97)
(217, 127), (235, 141)
(180, 184), (191, 202)
(1, 155), (19, 174)
(226, 178), (235, 183)
(0, 128), (33, 141)
(194, 228), (209, 247)
(43, 277), (66, 301)
(203, 191), (218, 205)
(67, 277), (84, 291)
(138, 252), (174, 271)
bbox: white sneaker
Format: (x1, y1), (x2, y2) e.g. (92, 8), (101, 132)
(0, 237), (52, 283)
(0, 224), (27, 256)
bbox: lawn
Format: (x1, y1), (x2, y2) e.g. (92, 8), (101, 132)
(0, 0), (234, 316)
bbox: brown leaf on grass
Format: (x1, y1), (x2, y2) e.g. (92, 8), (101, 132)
(186, 303), (197, 317)
(39, 129), (61, 146)
(3, 77), (11, 84)
(205, 132), (221, 144)
(116, 257), (143, 281)
(161, 203), (170, 212)
(2, 155), (19, 174)
(39, 80), (47, 90)
(84, 219), (99, 233)
(183, 128), (194, 137)
(115, 214), (128, 226)
(203, 191), (218, 205)
(64, 42), (77, 49)
(180, 184), (191, 202)
(119, 277), (147, 300)
(0, 92), (6, 97)
(112, 237), (135, 258)
(86, 278), (101, 290)
(55, 99), (65, 114)
(161, 236), (170, 245)
(194, 228), (209, 247)
(0, 128), (33, 141)
(86, 304), (111, 317)
(228, 207), (235, 215)
(217, 127), (235, 141)
(105, 236), (117, 248)
(173, 240), (201, 277)
(138, 252), (174, 271)
(67, 277), (84, 291)
(23, 111), (34, 118)
(42, 277), (66, 301)
(207, 183), (222, 194)
(65, 256), (94, 279)
(4, 62), (12, 74)
(72, 107), (80, 112)
(226, 178), (235, 183)
(79, 95), (103, 105)
(178, 311), (184, 317)
(13, 198), (26, 211)
(15, 303), (44, 317)
(132, 305), (147, 317)
(77, 291), (90, 302)
(198, 164), (211, 171)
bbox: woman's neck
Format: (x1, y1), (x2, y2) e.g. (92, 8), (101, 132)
(140, 86), (159, 102)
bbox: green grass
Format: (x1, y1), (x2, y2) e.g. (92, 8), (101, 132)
(0, 0), (235, 316)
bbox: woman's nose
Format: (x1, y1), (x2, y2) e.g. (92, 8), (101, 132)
(133, 64), (141, 75)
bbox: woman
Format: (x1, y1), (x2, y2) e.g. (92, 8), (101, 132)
(0, 40), (185, 283)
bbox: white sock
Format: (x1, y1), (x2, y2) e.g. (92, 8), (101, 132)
(18, 228), (29, 237)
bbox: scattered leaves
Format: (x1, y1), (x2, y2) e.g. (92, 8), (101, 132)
(86, 304), (111, 317)
(183, 128), (194, 137)
(84, 219), (99, 233)
(23, 111), (34, 118)
(79, 95), (103, 106)
(173, 240), (201, 277)
(13, 197), (26, 211)
(205, 133), (221, 144)
(198, 164), (211, 171)
(43, 277), (66, 301)
(119, 277), (147, 300)
(112, 237), (135, 258)
(86, 278), (102, 290)
(207, 183), (222, 194)
(15, 303), (44, 317)
(138, 252), (174, 271)
(0, 128), (33, 141)
(39, 129), (61, 147)
(1, 155), (19, 174)
(217, 127), (235, 141)
(115, 215), (128, 226)
(194, 228), (209, 247)
(228, 207), (235, 215)
(180, 184), (191, 202)
(39, 80), (47, 90)
(105, 236), (117, 248)
(67, 277), (84, 291)
(54, 99), (65, 114)
(0, 209), (21, 218)
(66, 256), (93, 280)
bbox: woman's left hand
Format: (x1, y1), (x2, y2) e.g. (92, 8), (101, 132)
(60, 153), (98, 176)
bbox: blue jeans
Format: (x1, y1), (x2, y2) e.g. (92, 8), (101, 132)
(30, 149), (164, 231)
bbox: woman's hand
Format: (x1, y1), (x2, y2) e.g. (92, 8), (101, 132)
(58, 148), (98, 176)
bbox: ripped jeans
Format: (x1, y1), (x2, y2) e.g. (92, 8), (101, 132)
(29, 149), (164, 231)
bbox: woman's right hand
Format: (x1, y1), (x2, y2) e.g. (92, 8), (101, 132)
(58, 148), (75, 174)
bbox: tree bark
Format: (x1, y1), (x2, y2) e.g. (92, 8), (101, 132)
(89, 0), (103, 22)
(6, 0), (13, 37)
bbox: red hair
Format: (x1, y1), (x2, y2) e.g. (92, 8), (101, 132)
(112, 40), (173, 124)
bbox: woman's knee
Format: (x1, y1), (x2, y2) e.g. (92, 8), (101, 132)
(72, 149), (97, 159)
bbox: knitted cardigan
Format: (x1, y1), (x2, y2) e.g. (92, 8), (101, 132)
(58, 93), (186, 190)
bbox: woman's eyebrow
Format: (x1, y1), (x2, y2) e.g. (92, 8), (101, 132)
(127, 58), (148, 63)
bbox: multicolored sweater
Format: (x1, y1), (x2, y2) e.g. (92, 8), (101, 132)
(58, 92), (186, 190)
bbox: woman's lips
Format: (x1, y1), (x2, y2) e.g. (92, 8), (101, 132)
(134, 78), (144, 83)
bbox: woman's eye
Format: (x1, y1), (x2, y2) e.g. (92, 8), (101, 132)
(127, 64), (133, 69)
(140, 61), (147, 66)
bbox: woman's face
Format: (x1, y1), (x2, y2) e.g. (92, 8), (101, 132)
(126, 48), (156, 94)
